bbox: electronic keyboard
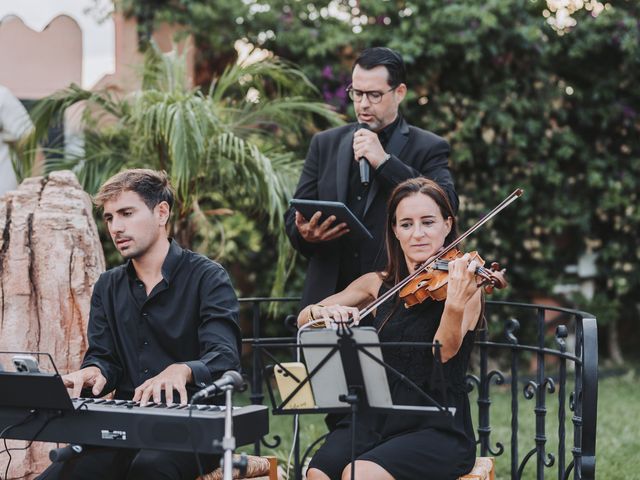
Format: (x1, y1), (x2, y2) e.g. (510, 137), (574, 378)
(0, 398), (269, 453)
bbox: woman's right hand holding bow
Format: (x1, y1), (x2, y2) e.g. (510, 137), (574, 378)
(305, 303), (361, 328)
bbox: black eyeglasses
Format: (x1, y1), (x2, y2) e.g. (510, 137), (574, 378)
(346, 85), (397, 104)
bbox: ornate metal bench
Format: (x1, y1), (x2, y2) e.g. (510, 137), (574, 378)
(240, 298), (598, 480)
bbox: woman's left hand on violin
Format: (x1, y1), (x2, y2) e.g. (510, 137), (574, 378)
(445, 253), (483, 307)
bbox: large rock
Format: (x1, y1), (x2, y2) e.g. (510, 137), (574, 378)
(0, 170), (105, 479)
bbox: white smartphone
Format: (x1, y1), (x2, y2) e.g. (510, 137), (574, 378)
(12, 354), (40, 373)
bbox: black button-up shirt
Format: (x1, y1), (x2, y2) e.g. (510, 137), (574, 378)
(337, 115), (403, 290)
(81, 239), (241, 399)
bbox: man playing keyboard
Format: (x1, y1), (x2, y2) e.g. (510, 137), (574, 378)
(37, 169), (241, 480)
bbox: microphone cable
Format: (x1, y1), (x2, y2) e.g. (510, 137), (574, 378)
(0, 409), (37, 480)
(284, 319), (330, 479)
(288, 316), (358, 477)
(0, 409), (61, 480)
(0, 410), (62, 480)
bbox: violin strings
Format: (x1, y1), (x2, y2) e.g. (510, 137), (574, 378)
(435, 259), (493, 282)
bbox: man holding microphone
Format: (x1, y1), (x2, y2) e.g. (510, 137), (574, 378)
(285, 47), (458, 307)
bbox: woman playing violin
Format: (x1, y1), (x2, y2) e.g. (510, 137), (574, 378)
(297, 177), (485, 480)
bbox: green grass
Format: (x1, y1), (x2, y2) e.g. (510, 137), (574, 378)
(472, 370), (640, 479)
(589, 370), (640, 478)
(237, 368), (640, 479)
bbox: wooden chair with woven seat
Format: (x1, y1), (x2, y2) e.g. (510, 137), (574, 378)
(197, 455), (278, 480)
(458, 457), (495, 480)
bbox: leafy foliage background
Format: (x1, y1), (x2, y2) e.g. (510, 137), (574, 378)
(113, 0), (639, 355)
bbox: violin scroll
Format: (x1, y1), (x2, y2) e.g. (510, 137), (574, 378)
(479, 262), (508, 294)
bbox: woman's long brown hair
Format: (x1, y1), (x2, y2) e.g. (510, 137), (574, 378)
(383, 178), (458, 287)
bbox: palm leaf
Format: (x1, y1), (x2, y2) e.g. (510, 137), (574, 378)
(27, 45), (344, 298)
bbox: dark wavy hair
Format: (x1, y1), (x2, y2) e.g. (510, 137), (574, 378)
(94, 168), (175, 213)
(383, 177), (458, 286)
(353, 47), (406, 88)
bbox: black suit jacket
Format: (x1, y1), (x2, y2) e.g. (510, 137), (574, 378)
(285, 118), (458, 307)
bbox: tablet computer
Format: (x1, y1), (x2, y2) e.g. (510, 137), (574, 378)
(289, 199), (373, 241)
(300, 328), (456, 417)
(300, 327), (391, 408)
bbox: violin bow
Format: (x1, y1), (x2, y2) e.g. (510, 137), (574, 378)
(357, 188), (524, 320)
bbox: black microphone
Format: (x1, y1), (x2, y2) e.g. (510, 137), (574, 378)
(357, 123), (371, 187)
(192, 370), (246, 402)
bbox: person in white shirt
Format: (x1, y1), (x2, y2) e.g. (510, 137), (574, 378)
(0, 84), (33, 194)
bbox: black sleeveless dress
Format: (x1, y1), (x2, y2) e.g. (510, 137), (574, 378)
(307, 286), (477, 479)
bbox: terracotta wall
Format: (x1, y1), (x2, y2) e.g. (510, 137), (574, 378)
(0, 15), (82, 99)
(93, 12), (194, 94)
(0, 11), (193, 100)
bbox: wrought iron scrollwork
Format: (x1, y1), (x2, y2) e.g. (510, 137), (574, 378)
(242, 297), (598, 480)
(523, 380), (538, 399)
(517, 446), (538, 477)
(487, 440), (505, 456)
(260, 434), (282, 449)
(515, 449), (555, 476)
(542, 376), (556, 394)
(283, 314), (298, 333)
(465, 373), (480, 393)
(505, 317), (520, 344)
(544, 451), (556, 468)
(563, 459), (575, 480)
(487, 369), (505, 386)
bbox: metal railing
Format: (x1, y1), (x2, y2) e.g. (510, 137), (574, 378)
(238, 298), (598, 480)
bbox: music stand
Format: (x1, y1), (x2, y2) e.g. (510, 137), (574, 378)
(0, 351), (73, 411)
(261, 324), (455, 480)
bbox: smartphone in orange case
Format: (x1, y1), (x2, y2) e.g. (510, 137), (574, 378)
(273, 362), (316, 409)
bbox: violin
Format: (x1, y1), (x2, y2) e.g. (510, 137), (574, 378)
(357, 188), (523, 320)
(399, 247), (508, 307)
